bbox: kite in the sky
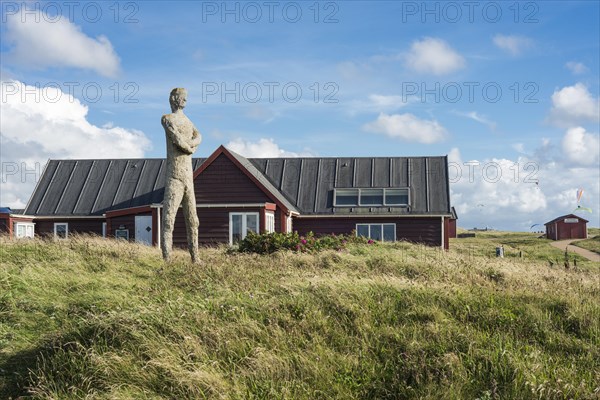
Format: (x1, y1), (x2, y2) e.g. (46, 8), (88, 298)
(572, 188), (592, 213)
(530, 223), (542, 230)
(573, 205), (593, 213)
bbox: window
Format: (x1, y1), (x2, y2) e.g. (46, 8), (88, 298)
(356, 223), (396, 242)
(229, 212), (259, 245)
(286, 215), (293, 233)
(384, 189), (409, 205)
(265, 212), (275, 233)
(54, 223), (68, 239)
(115, 229), (129, 240)
(334, 188), (409, 207)
(14, 222), (34, 239)
(102, 222), (107, 238)
(361, 189), (383, 205)
(334, 189), (359, 206)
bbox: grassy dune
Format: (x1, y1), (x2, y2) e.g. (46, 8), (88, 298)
(1, 233), (599, 399)
(573, 236), (600, 255)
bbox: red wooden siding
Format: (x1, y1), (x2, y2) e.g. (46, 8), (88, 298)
(195, 154), (272, 204)
(172, 206), (268, 247)
(0, 214), (36, 237)
(108, 212), (152, 241)
(292, 216), (443, 247)
(105, 206), (156, 244)
(0, 215), (9, 235)
(34, 219), (104, 237)
(448, 218), (457, 238)
(444, 217), (450, 250)
(545, 215), (587, 240)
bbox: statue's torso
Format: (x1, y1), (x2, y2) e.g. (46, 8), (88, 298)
(163, 112), (196, 176)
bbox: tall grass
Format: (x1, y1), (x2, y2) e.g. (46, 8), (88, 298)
(573, 236), (600, 255)
(1, 234), (599, 399)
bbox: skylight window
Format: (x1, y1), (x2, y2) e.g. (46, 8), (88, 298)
(334, 189), (359, 206)
(334, 188), (409, 207)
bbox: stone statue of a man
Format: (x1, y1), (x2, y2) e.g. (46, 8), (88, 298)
(161, 88), (201, 263)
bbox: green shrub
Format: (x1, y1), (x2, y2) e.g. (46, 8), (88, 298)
(238, 231), (300, 254)
(238, 231), (374, 254)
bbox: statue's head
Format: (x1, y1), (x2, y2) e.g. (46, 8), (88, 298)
(169, 88), (187, 111)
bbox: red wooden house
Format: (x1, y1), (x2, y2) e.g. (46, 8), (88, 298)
(6, 145), (456, 248)
(544, 214), (588, 240)
(0, 208), (35, 239)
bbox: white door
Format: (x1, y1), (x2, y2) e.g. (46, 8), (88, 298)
(135, 215), (153, 245)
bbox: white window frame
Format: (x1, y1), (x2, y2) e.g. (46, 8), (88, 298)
(229, 212), (260, 245)
(102, 222), (107, 238)
(360, 189), (384, 206)
(115, 229), (129, 240)
(286, 215), (293, 233)
(54, 222), (69, 239)
(333, 188), (360, 206)
(356, 223), (396, 242)
(14, 222), (35, 239)
(334, 188), (410, 207)
(383, 188), (410, 206)
(265, 212), (275, 233)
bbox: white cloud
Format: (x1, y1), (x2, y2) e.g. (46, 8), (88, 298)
(4, 10), (120, 77)
(492, 34), (533, 56)
(565, 61), (588, 75)
(346, 94), (409, 115)
(225, 138), (313, 158)
(243, 105), (278, 123)
(336, 61), (364, 80)
(549, 83), (600, 126)
(448, 147), (462, 165)
(363, 113), (447, 144)
(404, 37), (465, 75)
(561, 127), (600, 166)
(0, 80), (151, 207)
(454, 111), (497, 130)
(512, 143), (525, 153)
(368, 94), (407, 109)
(449, 144), (600, 230)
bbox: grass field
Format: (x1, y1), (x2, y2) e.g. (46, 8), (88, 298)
(573, 233), (600, 255)
(1, 233), (599, 399)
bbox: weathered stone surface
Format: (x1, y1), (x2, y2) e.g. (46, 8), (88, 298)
(161, 88), (201, 263)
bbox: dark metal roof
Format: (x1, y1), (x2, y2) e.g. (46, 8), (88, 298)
(25, 158), (204, 216)
(250, 156), (451, 215)
(24, 152), (451, 216)
(544, 214), (589, 225)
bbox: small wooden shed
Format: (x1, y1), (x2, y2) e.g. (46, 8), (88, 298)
(544, 214), (588, 240)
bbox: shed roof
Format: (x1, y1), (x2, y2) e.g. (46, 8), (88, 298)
(24, 147), (452, 216)
(544, 214), (589, 225)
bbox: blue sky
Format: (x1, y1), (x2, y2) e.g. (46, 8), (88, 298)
(1, 1), (599, 230)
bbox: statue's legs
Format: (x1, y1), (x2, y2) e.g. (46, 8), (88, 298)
(182, 176), (199, 263)
(161, 178), (184, 261)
